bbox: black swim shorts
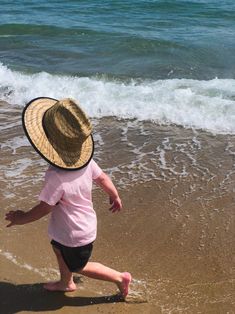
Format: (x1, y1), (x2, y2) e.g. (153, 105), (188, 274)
(51, 239), (93, 272)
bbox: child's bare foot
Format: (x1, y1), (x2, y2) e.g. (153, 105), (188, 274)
(117, 272), (132, 298)
(43, 281), (76, 292)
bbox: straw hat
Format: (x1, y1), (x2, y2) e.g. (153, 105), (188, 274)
(22, 97), (94, 170)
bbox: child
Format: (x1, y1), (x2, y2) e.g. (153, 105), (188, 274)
(5, 97), (131, 298)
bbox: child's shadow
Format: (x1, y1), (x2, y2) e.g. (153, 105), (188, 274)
(0, 281), (123, 314)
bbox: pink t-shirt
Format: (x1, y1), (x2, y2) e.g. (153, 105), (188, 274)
(39, 159), (103, 247)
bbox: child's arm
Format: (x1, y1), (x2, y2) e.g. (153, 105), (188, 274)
(94, 172), (122, 212)
(5, 201), (53, 227)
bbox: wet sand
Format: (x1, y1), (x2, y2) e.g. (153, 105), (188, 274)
(1, 100), (235, 313)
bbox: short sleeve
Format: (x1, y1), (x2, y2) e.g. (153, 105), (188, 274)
(90, 159), (103, 180)
(39, 168), (64, 206)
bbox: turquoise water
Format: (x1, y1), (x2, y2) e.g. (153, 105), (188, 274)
(1, 0), (235, 134)
(0, 0), (235, 79)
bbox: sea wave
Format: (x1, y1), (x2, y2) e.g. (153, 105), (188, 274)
(1, 63), (235, 134)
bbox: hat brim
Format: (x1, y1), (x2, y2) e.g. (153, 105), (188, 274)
(22, 97), (94, 170)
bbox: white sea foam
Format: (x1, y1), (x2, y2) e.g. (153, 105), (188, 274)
(3, 158), (32, 178)
(1, 136), (30, 153)
(1, 63), (235, 134)
(0, 121), (21, 131)
(0, 249), (59, 279)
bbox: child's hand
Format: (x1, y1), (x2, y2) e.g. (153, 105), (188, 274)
(109, 196), (122, 213)
(5, 210), (25, 227)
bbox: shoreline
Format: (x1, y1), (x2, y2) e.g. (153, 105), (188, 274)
(1, 100), (235, 313)
(1, 181), (235, 313)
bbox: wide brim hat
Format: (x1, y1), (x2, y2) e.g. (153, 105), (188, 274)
(22, 97), (94, 170)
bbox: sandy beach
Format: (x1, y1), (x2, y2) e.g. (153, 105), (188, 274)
(1, 0), (235, 312)
(1, 100), (235, 313)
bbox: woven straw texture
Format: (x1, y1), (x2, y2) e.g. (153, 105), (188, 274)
(23, 98), (93, 170)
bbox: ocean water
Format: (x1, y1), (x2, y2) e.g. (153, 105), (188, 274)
(1, 0), (235, 79)
(1, 2), (235, 312)
(0, 0), (235, 134)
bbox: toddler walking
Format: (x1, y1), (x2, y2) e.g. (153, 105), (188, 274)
(5, 97), (131, 298)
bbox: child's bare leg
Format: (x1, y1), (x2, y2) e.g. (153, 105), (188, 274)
(78, 262), (132, 297)
(44, 246), (76, 292)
